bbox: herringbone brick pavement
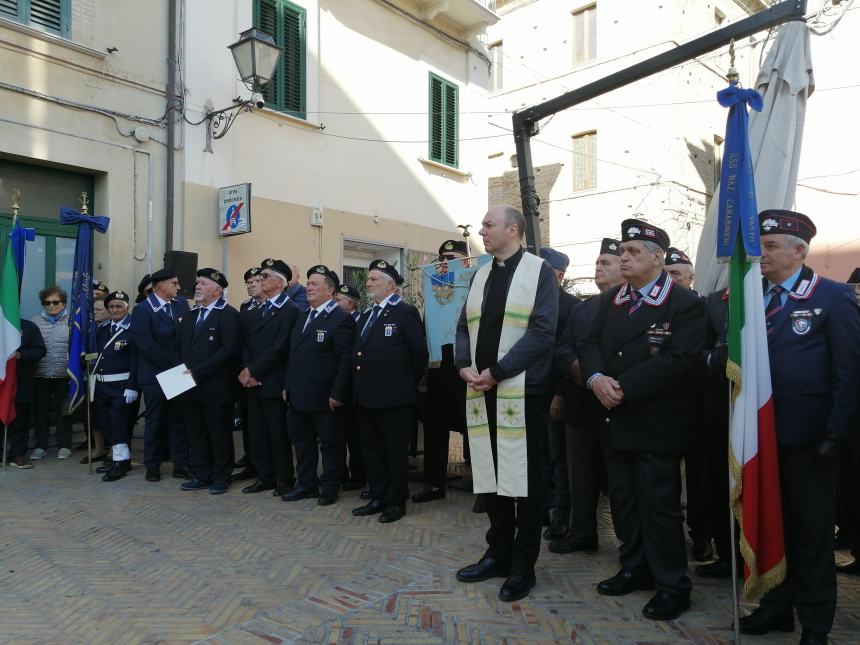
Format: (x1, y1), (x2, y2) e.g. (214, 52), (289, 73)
(1, 440), (859, 644)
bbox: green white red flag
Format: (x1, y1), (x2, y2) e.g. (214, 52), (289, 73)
(0, 237), (21, 426)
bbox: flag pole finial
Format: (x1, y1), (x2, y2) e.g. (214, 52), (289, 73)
(79, 192), (89, 215)
(726, 38), (739, 85)
(10, 189), (20, 222)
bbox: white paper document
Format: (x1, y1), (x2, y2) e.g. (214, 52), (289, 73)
(156, 363), (196, 400)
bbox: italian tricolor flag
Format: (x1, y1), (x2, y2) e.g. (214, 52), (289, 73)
(0, 238), (20, 426)
(726, 242), (786, 598)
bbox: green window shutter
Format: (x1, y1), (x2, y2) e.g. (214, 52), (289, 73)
(28, 0), (66, 36)
(428, 73), (458, 168)
(0, 0), (19, 20)
(257, 0), (279, 107)
(254, 0), (305, 119)
(429, 75), (444, 163)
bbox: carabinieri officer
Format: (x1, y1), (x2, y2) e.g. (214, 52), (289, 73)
(95, 291), (139, 482)
(178, 268), (241, 495)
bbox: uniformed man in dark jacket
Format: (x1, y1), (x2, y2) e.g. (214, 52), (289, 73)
(94, 291), (139, 481)
(351, 259), (428, 523)
(550, 237), (623, 554)
(238, 258), (300, 496)
(579, 219), (705, 621)
(131, 268), (191, 482)
(283, 265), (354, 506)
(4, 320), (46, 469)
(233, 266), (265, 483)
(739, 211), (860, 645)
(412, 239), (469, 505)
(539, 246), (580, 541)
(334, 283), (365, 491)
(178, 269), (240, 495)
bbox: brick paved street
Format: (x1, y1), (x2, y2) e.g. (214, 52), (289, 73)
(1, 433), (859, 644)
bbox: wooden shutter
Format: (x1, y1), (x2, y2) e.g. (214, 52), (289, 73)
(29, 0), (63, 34)
(282, 4), (304, 116)
(443, 82), (458, 167)
(429, 75), (444, 162)
(0, 0), (18, 19)
(257, 0), (279, 106)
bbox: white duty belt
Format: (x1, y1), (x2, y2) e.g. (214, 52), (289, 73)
(95, 372), (130, 382)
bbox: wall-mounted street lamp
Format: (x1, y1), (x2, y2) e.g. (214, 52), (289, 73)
(204, 28), (281, 143)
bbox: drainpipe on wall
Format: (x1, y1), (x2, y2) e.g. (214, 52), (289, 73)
(165, 0), (177, 253)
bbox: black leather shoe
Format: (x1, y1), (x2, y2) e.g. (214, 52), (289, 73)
(642, 591), (691, 621)
(102, 461), (131, 482)
(317, 492), (338, 506)
(411, 486), (445, 503)
(360, 488), (372, 500)
(379, 503), (406, 523)
(352, 499), (385, 516)
(281, 487), (319, 502)
(145, 469), (161, 482)
(799, 629), (828, 645)
(172, 467), (192, 480)
(596, 569), (655, 596)
(695, 559), (732, 578)
(472, 494), (486, 514)
(96, 461), (115, 474)
(692, 539), (714, 562)
(456, 556), (511, 583)
(242, 480), (275, 494)
(836, 559), (860, 576)
(738, 607), (795, 635)
(273, 480), (294, 497)
(548, 537), (598, 554)
(80, 454), (107, 465)
(543, 518), (569, 541)
(498, 572), (536, 602)
(342, 479), (365, 491)
(230, 467), (256, 483)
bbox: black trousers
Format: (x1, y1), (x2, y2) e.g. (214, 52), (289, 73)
(759, 443), (838, 634)
(546, 414), (570, 520)
(93, 382), (134, 449)
(5, 401), (31, 459)
(421, 364), (466, 488)
(33, 377), (71, 450)
(702, 379), (733, 559)
(357, 404), (414, 506)
(288, 406), (344, 494)
(184, 399), (235, 484)
(247, 390), (294, 486)
(343, 404), (365, 484)
(480, 391), (545, 576)
(141, 383), (188, 471)
(684, 438), (710, 545)
(604, 446), (691, 595)
(566, 422), (605, 543)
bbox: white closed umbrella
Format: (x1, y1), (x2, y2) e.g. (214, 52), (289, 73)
(696, 21), (815, 294)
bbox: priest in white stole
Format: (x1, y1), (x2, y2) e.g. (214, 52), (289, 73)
(454, 205), (558, 602)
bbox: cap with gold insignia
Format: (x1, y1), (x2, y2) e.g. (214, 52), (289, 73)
(620, 218), (670, 251)
(338, 283), (360, 302)
(150, 268), (178, 285)
(759, 209), (816, 243)
(438, 239), (468, 258)
(306, 264), (340, 286)
(105, 290), (130, 305)
(197, 267), (228, 288)
(92, 280), (109, 293)
(244, 266), (261, 282)
(599, 238), (622, 256)
(259, 258), (292, 282)
(665, 247), (692, 266)
(369, 259), (403, 285)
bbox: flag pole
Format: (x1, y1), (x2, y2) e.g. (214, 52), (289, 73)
(2, 190), (22, 474)
(728, 377), (742, 643)
(724, 41), (742, 644)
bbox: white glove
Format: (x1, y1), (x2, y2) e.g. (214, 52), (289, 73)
(123, 389), (139, 404)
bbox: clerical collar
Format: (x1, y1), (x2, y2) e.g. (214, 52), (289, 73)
(493, 247), (523, 270)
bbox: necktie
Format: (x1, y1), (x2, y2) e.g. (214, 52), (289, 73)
(627, 289), (643, 316)
(164, 304), (174, 321)
(195, 308), (207, 329)
(361, 305), (381, 339)
(110, 323), (117, 335)
(765, 285), (785, 335)
(260, 301), (272, 319)
(303, 309), (318, 333)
